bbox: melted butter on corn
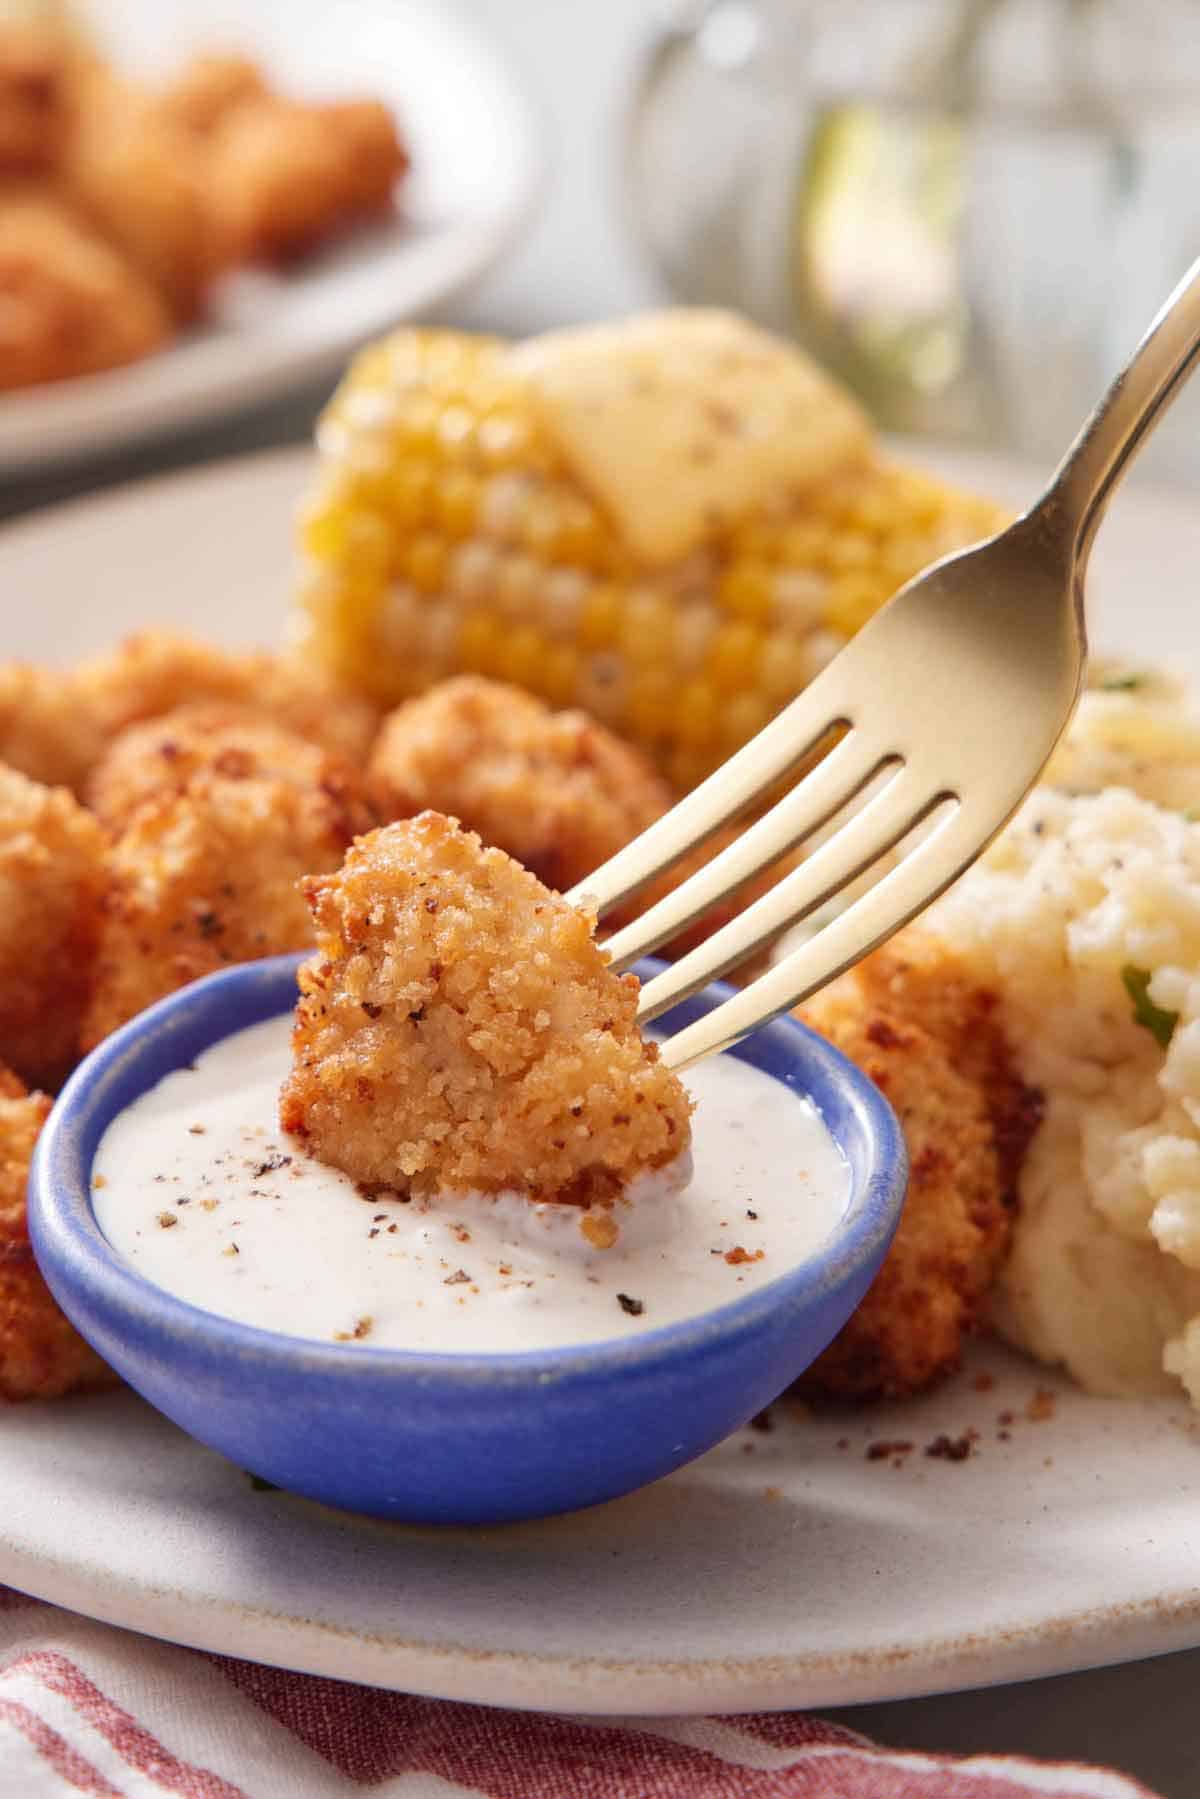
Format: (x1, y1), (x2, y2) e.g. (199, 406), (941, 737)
(296, 314), (1007, 791)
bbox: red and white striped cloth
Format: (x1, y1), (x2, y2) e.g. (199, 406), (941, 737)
(0, 1588), (1163, 1799)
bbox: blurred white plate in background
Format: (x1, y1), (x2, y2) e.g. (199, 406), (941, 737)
(0, 444), (1199, 1710)
(0, 0), (542, 475)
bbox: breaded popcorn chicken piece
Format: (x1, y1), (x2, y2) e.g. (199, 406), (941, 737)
(59, 62), (228, 318)
(370, 677), (672, 893)
(159, 52), (269, 137)
(0, 764), (105, 1090)
(209, 95), (406, 264)
(81, 769), (371, 1051)
(0, 24), (68, 172)
(0, 1063), (115, 1401)
(73, 631), (380, 770)
(280, 813), (692, 1204)
(85, 703), (372, 831)
(0, 633), (378, 795)
(0, 185), (171, 388)
(797, 936), (1037, 1400)
(0, 660), (96, 790)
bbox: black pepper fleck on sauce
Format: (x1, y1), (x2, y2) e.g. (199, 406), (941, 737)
(616, 1292), (644, 1316)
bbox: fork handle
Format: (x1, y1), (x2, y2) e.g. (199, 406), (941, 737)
(1041, 251), (1200, 566)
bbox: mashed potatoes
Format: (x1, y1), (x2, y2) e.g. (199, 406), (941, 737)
(929, 675), (1200, 1404)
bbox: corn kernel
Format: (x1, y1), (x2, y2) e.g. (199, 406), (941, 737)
(384, 462), (434, 527)
(722, 691), (772, 747)
(707, 620), (763, 690)
(579, 583), (622, 649)
(457, 609), (502, 674)
(541, 642), (581, 706)
(626, 671), (675, 740)
(497, 625), (546, 688)
(676, 678), (718, 748)
(826, 572), (884, 637)
(718, 560), (774, 624)
(618, 588), (675, 666)
(760, 631), (811, 700)
(401, 534), (449, 594)
(435, 471), (482, 538)
(478, 413), (534, 467)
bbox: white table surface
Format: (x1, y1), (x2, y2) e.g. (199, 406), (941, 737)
(1, 2), (1198, 1788)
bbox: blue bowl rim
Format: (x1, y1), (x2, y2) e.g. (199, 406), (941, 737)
(30, 953), (907, 1391)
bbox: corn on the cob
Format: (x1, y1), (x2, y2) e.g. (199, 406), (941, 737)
(296, 313), (1007, 791)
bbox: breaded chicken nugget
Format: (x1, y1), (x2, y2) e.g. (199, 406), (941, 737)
(85, 702), (373, 831)
(73, 631), (380, 772)
(81, 768), (371, 1052)
(58, 62), (228, 318)
(158, 52), (269, 137)
(0, 1062), (115, 1401)
(0, 634), (378, 795)
(0, 764), (105, 1090)
(797, 938), (1034, 1400)
(0, 24), (68, 172)
(842, 932), (1043, 1203)
(0, 660), (95, 790)
(0, 185), (171, 388)
(209, 95), (406, 265)
(281, 813), (693, 1205)
(370, 676), (672, 894)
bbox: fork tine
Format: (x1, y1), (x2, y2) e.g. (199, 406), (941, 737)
(564, 669), (853, 921)
(636, 772), (945, 1024)
(654, 804), (991, 1070)
(603, 736), (900, 971)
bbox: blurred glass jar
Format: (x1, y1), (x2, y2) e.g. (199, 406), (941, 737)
(626, 0), (1200, 477)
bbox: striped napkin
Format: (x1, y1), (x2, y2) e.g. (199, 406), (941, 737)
(0, 1588), (1164, 1799)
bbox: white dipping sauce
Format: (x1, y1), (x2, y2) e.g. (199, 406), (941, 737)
(93, 1016), (849, 1353)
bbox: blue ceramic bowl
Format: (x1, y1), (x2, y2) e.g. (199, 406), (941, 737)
(29, 954), (905, 1526)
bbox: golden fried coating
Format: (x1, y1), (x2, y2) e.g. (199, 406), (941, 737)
(281, 813), (693, 1204)
(158, 52), (269, 137)
(0, 185), (172, 388)
(0, 24), (68, 173)
(0, 764), (106, 1090)
(843, 931), (1043, 1205)
(81, 768), (371, 1052)
(370, 677), (672, 893)
(84, 702), (372, 832)
(58, 61), (229, 318)
(209, 95), (406, 265)
(797, 935), (1036, 1400)
(0, 1063), (115, 1401)
(0, 660), (95, 790)
(0, 634), (379, 795)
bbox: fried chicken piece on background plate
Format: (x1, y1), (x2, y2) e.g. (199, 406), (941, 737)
(57, 59), (230, 319)
(0, 22), (69, 173)
(0, 764), (106, 1091)
(207, 94), (407, 265)
(0, 1062), (115, 1401)
(157, 52), (270, 138)
(81, 765), (373, 1053)
(796, 933), (1040, 1400)
(280, 812), (693, 1206)
(0, 184), (171, 388)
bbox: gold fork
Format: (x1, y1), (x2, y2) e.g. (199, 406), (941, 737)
(568, 254), (1200, 1070)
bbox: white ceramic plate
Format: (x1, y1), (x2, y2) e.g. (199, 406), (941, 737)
(0, 0), (541, 476)
(1, 445), (1200, 1715)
